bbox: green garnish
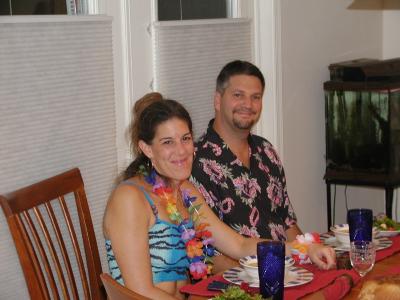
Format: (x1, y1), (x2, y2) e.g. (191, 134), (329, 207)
(212, 286), (268, 300)
(373, 214), (400, 231)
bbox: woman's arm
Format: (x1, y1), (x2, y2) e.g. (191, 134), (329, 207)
(182, 181), (336, 270)
(104, 185), (178, 300)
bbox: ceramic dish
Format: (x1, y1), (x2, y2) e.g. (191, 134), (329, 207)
(223, 266), (314, 288)
(320, 233), (392, 251)
(376, 230), (400, 237)
(330, 224), (379, 246)
(239, 255), (295, 279)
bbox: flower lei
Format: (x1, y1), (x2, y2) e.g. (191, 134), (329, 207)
(141, 167), (215, 280)
(290, 232), (321, 264)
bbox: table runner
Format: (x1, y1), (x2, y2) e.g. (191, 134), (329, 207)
(180, 235), (400, 299)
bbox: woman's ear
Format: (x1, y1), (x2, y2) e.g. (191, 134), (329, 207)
(138, 140), (153, 159)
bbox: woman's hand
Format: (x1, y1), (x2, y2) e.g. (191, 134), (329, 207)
(307, 243), (336, 270)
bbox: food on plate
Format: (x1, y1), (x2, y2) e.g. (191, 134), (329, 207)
(247, 261), (258, 268)
(212, 286), (265, 300)
(358, 274), (400, 300)
(373, 214), (400, 231)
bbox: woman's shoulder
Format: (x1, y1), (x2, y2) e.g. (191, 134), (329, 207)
(109, 177), (151, 208)
(103, 177), (154, 238)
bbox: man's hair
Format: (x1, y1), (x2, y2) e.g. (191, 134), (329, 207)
(216, 60), (265, 94)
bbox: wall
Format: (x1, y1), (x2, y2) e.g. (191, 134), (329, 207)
(383, 10), (400, 58)
(279, 0), (383, 232)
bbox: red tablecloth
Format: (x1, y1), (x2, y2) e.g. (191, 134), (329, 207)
(180, 235), (400, 299)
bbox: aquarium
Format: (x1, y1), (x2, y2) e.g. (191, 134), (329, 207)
(324, 58), (400, 175)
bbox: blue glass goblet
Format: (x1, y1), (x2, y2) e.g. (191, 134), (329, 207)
(257, 241), (285, 300)
(347, 208), (373, 242)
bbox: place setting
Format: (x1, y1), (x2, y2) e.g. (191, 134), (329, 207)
(222, 254), (314, 288)
(321, 209), (395, 252)
(320, 224), (392, 251)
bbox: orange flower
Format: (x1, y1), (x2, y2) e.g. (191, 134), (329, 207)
(292, 242), (308, 254)
(196, 230), (212, 239)
(196, 223), (210, 231)
(186, 240), (203, 258)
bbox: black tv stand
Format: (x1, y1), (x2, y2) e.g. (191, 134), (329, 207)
(324, 169), (400, 231)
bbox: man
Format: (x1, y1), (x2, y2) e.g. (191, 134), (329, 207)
(191, 60), (302, 242)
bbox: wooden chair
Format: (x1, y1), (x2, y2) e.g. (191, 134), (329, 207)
(100, 273), (151, 300)
(0, 168), (106, 300)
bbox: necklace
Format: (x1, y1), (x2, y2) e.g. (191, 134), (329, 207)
(142, 167), (214, 280)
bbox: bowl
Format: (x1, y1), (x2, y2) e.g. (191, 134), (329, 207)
(330, 224), (378, 245)
(239, 255), (295, 280)
(239, 255), (258, 279)
(376, 230), (400, 237)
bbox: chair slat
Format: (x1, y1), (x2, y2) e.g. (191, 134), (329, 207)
(22, 210), (58, 300)
(33, 206), (69, 299)
(74, 188), (105, 299)
(59, 192), (91, 299)
(45, 200), (80, 300)
(13, 214), (52, 300)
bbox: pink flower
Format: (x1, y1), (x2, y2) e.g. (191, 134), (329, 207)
(181, 229), (195, 241)
(189, 261), (208, 280)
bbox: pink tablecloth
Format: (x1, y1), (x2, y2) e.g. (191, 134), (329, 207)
(180, 235), (400, 300)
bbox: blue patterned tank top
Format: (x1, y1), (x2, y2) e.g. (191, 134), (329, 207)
(105, 181), (192, 284)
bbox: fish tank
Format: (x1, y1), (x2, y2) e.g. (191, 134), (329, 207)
(324, 58), (400, 175)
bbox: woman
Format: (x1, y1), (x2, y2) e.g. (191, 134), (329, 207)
(103, 93), (336, 300)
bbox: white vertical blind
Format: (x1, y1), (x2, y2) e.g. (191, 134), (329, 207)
(0, 16), (117, 299)
(152, 18), (253, 137)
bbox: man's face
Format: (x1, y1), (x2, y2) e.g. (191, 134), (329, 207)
(215, 74), (263, 131)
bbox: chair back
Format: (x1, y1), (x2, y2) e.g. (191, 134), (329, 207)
(0, 168), (105, 300)
(100, 273), (150, 300)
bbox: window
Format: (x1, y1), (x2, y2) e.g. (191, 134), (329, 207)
(1, 0), (87, 15)
(158, 0), (228, 21)
(152, 0), (252, 138)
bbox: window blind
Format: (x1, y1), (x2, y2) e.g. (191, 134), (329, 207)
(0, 16), (117, 299)
(152, 18), (253, 138)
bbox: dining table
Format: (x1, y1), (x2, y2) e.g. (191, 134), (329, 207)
(184, 234), (400, 300)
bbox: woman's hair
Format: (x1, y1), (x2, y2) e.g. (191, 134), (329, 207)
(120, 92), (193, 182)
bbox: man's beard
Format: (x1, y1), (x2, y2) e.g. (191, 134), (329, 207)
(233, 117), (255, 130)
(232, 109), (258, 130)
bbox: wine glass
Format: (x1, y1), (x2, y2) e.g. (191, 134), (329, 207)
(349, 241), (376, 277)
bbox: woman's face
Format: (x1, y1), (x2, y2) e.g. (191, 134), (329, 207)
(140, 117), (194, 185)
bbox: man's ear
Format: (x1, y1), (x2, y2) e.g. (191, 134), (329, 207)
(214, 91), (222, 112)
(138, 140), (153, 159)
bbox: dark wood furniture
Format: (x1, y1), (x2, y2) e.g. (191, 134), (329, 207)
(0, 168), (106, 300)
(324, 169), (400, 230)
(100, 273), (151, 300)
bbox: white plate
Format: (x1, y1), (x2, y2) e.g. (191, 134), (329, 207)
(376, 230), (400, 237)
(222, 266), (313, 288)
(239, 255), (295, 268)
(320, 233), (392, 251)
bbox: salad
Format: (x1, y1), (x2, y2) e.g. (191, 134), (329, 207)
(373, 214), (400, 231)
(212, 286), (267, 300)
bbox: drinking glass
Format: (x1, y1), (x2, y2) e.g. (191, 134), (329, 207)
(349, 241), (376, 277)
(257, 241), (285, 300)
(347, 208), (373, 242)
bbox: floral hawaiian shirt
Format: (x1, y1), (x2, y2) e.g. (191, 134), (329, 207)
(190, 119), (297, 241)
